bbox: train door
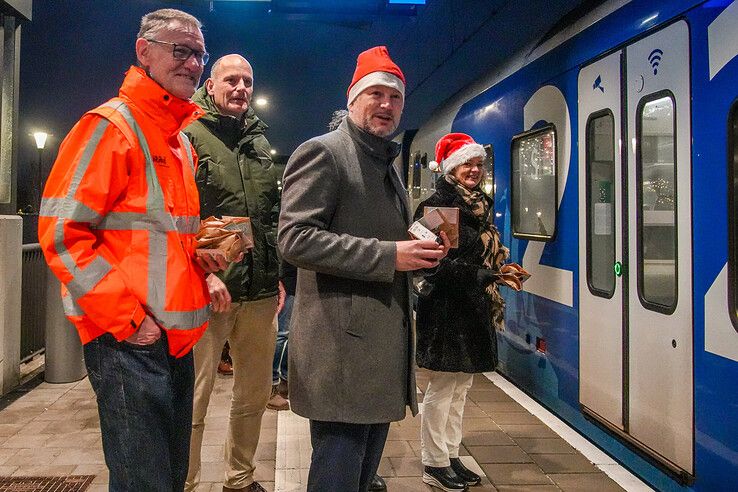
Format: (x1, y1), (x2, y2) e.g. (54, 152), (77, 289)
(578, 20), (693, 476)
(625, 20), (693, 475)
(578, 52), (624, 430)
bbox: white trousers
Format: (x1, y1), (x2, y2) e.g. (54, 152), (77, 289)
(420, 371), (474, 467)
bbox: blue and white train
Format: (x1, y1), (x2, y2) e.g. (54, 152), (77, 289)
(402, 0), (738, 489)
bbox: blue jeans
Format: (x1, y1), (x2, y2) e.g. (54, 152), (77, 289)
(84, 333), (194, 492)
(272, 293), (294, 383)
(307, 420), (389, 492)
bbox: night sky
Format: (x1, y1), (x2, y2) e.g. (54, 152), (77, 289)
(17, 0), (590, 208)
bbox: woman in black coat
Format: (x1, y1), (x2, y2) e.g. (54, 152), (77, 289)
(414, 133), (508, 491)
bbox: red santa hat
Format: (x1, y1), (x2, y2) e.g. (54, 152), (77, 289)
(429, 133), (486, 174)
(347, 46), (405, 106)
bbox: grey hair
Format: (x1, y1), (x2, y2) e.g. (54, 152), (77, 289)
(137, 8), (202, 39)
(328, 110), (348, 131)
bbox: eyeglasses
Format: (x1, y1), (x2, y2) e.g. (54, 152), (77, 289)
(146, 39), (209, 66)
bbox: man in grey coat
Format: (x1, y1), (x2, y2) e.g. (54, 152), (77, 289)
(278, 46), (449, 492)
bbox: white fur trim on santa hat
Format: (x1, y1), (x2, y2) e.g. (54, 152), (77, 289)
(428, 160), (441, 172)
(347, 71), (405, 106)
(441, 143), (486, 174)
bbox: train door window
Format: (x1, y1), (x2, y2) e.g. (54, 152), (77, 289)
(411, 152), (421, 199)
(636, 92), (677, 313)
(482, 144), (494, 200)
(511, 125), (557, 240)
(586, 111), (616, 297)
(729, 103), (738, 329)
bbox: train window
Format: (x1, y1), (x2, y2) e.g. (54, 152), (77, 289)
(729, 103), (738, 329)
(411, 152), (421, 199)
(586, 111), (616, 298)
(511, 125), (557, 241)
(482, 144), (494, 199)
(636, 92), (677, 313)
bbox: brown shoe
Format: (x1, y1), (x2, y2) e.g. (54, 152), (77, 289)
(266, 385), (290, 411)
(277, 378), (289, 398)
(217, 360), (233, 375)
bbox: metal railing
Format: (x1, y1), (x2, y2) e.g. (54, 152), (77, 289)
(20, 243), (47, 362)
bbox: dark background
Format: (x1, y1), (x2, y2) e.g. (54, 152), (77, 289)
(17, 0), (600, 210)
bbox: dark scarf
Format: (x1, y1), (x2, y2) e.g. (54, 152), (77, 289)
(445, 173), (509, 331)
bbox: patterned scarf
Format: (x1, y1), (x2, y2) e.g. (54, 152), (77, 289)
(445, 174), (509, 331)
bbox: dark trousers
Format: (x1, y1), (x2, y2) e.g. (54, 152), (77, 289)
(84, 333), (194, 492)
(272, 293), (293, 383)
(308, 420), (390, 492)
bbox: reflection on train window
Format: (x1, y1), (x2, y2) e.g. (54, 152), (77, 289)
(411, 152), (421, 199)
(729, 104), (738, 329)
(637, 93), (677, 313)
(482, 144), (494, 199)
(511, 125), (557, 240)
(586, 111), (615, 298)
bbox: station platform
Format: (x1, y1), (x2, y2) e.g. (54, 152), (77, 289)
(0, 368), (651, 491)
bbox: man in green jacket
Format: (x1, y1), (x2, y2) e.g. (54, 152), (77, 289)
(184, 53), (283, 492)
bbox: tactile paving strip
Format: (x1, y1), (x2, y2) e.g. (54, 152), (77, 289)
(0, 476), (95, 492)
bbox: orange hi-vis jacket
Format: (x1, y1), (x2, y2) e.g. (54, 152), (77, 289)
(39, 66), (210, 358)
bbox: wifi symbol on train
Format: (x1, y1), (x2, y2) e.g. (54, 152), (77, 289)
(648, 48), (664, 75)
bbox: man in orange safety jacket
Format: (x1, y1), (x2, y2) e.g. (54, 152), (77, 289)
(38, 9), (231, 491)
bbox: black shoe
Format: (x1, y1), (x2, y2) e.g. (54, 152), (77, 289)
(368, 474), (386, 491)
(450, 458), (481, 486)
(422, 466), (467, 491)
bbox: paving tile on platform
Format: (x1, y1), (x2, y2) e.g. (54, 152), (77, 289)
(481, 463), (553, 486)
(497, 424), (559, 439)
(496, 485), (561, 491)
(388, 457), (423, 477)
(463, 430), (515, 446)
(468, 445), (534, 464)
(515, 438), (576, 455)
(382, 440), (415, 457)
(477, 401), (528, 413)
(3, 446), (63, 465)
(463, 417), (500, 432)
(549, 472), (625, 492)
(486, 412), (544, 425)
(529, 453), (598, 474)
(10, 463), (77, 476)
(383, 476), (431, 492)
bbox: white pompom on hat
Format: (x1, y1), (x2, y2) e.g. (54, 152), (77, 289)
(428, 133), (486, 174)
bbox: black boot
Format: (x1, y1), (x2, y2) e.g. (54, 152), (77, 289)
(368, 474), (386, 491)
(450, 457), (481, 486)
(422, 466), (467, 491)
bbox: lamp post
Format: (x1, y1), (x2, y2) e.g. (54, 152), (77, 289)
(33, 132), (48, 210)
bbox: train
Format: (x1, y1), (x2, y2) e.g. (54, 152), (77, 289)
(397, 0), (738, 490)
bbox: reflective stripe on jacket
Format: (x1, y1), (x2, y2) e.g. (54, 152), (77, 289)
(39, 66), (210, 358)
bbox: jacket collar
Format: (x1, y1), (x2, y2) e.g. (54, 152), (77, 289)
(118, 66), (203, 136)
(341, 117), (401, 163)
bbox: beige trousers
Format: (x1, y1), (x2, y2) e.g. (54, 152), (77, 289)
(420, 371), (474, 467)
(185, 296), (278, 491)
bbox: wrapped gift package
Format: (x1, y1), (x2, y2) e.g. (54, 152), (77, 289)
(195, 216), (254, 262)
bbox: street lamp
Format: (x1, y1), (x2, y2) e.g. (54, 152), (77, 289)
(33, 132), (48, 209)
